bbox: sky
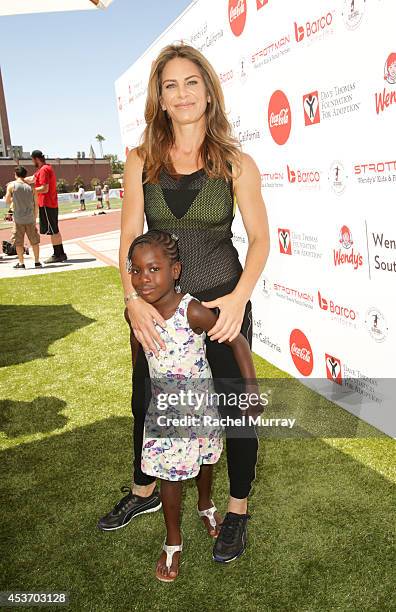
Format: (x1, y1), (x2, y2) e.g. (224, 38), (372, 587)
(1, 0), (192, 160)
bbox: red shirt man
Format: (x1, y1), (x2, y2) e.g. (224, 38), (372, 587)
(34, 162), (58, 208)
(25, 149), (67, 263)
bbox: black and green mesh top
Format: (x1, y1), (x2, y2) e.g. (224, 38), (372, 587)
(142, 164), (243, 301)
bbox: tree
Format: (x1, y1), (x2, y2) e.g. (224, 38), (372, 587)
(56, 178), (69, 193)
(104, 153), (124, 174)
(95, 134), (105, 158)
(72, 175), (85, 191)
(104, 175), (121, 189)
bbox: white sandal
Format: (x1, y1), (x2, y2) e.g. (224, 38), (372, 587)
(156, 539), (183, 583)
(198, 501), (220, 537)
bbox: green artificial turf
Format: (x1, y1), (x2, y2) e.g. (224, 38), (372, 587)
(0, 267), (395, 612)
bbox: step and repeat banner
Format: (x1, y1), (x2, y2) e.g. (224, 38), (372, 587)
(115, 0), (395, 437)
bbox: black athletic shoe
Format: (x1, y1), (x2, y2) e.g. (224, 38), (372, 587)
(34, 262), (43, 268)
(212, 512), (250, 563)
(97, 486), (162, 531)
(13, 262), (25, 269)
(44, 254), (68, 264)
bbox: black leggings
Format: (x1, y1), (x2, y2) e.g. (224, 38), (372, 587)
(130, 300), (258, 499)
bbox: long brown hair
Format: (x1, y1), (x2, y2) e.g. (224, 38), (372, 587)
(136, 43), (242, 184)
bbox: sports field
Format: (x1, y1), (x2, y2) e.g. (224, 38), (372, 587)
(0, 198), (122, 231)
(1, 266), (395, 611)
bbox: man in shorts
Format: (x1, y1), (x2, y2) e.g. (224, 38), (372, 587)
(5, 166), (41, 269)
(95, 184), (103, 209)
(78, 185), (86, 211)
(25, 150), (67, 264)
(103, 184), (110, 209)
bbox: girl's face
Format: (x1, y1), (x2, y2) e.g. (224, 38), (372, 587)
(389, 61), (396, 78)
(159, 57), (209, 127)
(129, 244), (181, 304)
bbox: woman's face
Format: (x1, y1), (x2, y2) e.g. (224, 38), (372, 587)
(159, 57), (209, 127)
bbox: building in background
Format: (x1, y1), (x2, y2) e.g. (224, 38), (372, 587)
(0, 157), (112, 188)
(0, 68), (11, 158)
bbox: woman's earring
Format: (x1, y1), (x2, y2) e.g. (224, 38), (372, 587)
(175, 282), (181, 294)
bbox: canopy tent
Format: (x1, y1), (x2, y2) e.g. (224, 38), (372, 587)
(0, 0), (113, 16)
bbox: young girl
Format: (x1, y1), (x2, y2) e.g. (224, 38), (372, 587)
(126, 229), (259, 582)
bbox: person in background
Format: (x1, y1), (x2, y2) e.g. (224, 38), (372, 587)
(103, 184), (110, 209)
(25, 150), (68, 264)
(78, 185), (86, 211)
(5, 166), (41, 269)
(95, 183), (103, 209)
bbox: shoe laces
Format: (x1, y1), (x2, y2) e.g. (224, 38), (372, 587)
(114, 486), (134, 513)
(220, 513), (249, 544)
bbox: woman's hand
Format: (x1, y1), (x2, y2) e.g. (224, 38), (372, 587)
(201, 292), (247, 343)
(126, 297), (166, 356)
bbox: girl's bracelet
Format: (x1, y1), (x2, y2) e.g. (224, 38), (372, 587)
(124, 290), (139, 305)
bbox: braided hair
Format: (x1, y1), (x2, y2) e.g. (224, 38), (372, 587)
(126, 230), (180, 273)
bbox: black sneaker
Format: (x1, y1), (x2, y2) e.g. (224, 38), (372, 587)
(97, 486), (162, 531)
(34, 262), (43, 268)
(13, 262), (25, 269)
(212, 512), (250, 563)
(44, 254), (68, 264)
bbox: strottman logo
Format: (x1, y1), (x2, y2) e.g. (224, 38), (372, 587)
(294, 12), (333, 43)
(290, 329), (314, 376)
(333, 225), (363, 269)
(278, 228), (291, 254)
(325, 354), (342, 384)
(268, 90), (292, 145)
(375, 53), (396, 114)
(303, 91), (320, 125)
(228, 0), (247, 37)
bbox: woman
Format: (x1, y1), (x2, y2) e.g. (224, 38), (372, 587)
(98, 43), (270, 563)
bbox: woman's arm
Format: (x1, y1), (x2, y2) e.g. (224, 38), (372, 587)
(187, 301), (255, 380)
(119, 148), (145, 294)
(201, 152), (270, 343)
(120, 149), (166, 354)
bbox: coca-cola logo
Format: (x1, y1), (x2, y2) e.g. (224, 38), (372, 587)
(289, 329), (313, 376)
(268, 90), (292, 145)
(229, 0), (247, 37)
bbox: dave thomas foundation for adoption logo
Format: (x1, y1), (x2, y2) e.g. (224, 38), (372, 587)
(228, 0), (247, 37)
(268, 90), (292, 145)
(256, 0), (269, 10)
(278, 228), (292, 255)
(303, 91), (320, 125)
(325, 354), (342, 384)
(375, 53), (396, 115)
(290, 329), (314, 376)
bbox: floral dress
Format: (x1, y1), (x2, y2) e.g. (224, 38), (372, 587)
(141, 293), (223, 481)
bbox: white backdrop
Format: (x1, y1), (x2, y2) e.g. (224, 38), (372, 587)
(115, 0), (396, 437)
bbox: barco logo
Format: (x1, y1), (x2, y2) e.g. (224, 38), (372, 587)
(294, 12), (333, 43)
